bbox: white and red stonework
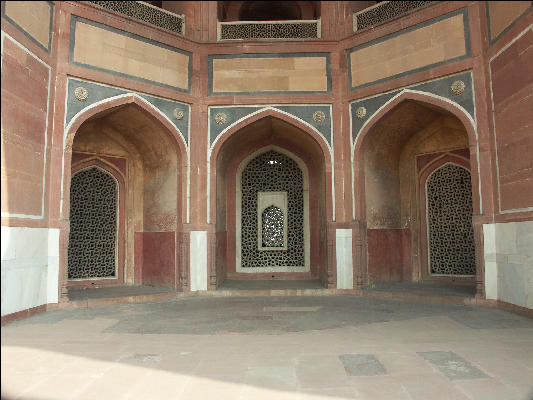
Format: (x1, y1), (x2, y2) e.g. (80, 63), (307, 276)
(1, 1), (532, 322)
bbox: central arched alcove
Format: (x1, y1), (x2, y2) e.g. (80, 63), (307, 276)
(65, 101), (186, 290)
(213, 115), (329, 286)
(355, 97), (479, 291)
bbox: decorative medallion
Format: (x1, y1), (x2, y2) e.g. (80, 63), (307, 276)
(215, 112), (227, 125)
(355, 106), (367, 119)
(74, 87), (88, 101)
(450, 80), (466, 95)
(173, 108), (184, 120)
(313, 111), (326, 124)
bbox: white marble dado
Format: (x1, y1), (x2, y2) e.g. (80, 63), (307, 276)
(336, 229), (353, 289)
(190, 231), (207, 291)
(1, 227), (60, 316)
(483, 221), (533, 309)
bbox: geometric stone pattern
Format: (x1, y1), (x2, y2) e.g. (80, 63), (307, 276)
(220, 21), (319, 40)
(68, 167), (118, 279)
(241, 151), (304, 268)
(262, 206), (284, 248)
(354, 1), (434, 31)
(88, 1), (184, 34)
(339, 354), (387, 376)
(418, 351), (489, 380)
(427, 163), (475, 275)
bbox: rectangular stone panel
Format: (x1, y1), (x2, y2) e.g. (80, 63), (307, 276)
(488, 1), (531, 41)
(71, 18), (190, 91)
(210, 54), (329, 94)
(418, 351), (489, 380)
(1, 36), (49, 218)
(349, 11), (467, 88)
(3, 1), (52, 50)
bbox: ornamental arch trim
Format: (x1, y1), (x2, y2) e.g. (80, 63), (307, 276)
(61, 93), (189, 222)
(351, 89), (481, 221)
(208, 108), (334, 224)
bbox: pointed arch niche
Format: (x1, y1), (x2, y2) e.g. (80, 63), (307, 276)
(353, 96), (480, 291)
(62, 97), (187, 292)
(211, 115), (330, 285)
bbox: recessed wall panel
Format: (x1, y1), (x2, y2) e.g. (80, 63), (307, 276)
(210, 54), (330, 95)
(348, 10), (469, 89)
(71, 17), (191, 91)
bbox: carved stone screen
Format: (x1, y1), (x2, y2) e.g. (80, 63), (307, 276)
(241, 151), (304, 268)
(262, 206), (284, 248)
(68, 167), (118, 279)
(426, 163), (475, 275)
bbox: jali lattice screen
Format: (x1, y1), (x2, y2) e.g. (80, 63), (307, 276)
(68, 166), (118, 279)
(426, 163), (475, 275)
(241, 151), (304, 268)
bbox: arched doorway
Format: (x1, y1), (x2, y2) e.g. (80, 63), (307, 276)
(353, 95), (480, 292)
(68, 163), (124, 283)
(211, 114), (331, 286)
(420, 157), (475, 280)
(62, 97), (187, 292)
(236, 147), (310, 273)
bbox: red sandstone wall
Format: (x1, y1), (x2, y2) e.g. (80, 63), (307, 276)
(367, 229), (410, 284)
(490, 29), (533, 212)
(1, 35), (50, 219)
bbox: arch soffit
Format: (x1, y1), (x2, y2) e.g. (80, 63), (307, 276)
(352, 89), (477, 156)
(351, 89), (480, 220)
(418, 152), (471, 180)
(71, 155), (127, 184)
(210, 107), (332, 168)
(64, 94), (188, 160)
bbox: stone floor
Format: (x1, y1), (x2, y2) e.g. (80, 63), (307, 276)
(68, 285), (178, 301)
(218, 279), (325, 290)
(364, 282), (477, 298)
(2, 296), (533, 400)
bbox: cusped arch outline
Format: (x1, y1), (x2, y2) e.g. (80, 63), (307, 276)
(351, 89), (482, 220)
(208, 107), (335, 223)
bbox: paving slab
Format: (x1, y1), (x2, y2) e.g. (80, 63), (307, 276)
(2, 295), (533, 400)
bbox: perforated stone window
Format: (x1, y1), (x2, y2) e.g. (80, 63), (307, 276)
(353, 1), (434, 32)
(219, 20), (320, 40)
(87, 1), (185, 34)
(262, 206), (284, 247)
(241, 151), (304, 268)
(426, 163), (475, 276)
(68, 166), (118, 280)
